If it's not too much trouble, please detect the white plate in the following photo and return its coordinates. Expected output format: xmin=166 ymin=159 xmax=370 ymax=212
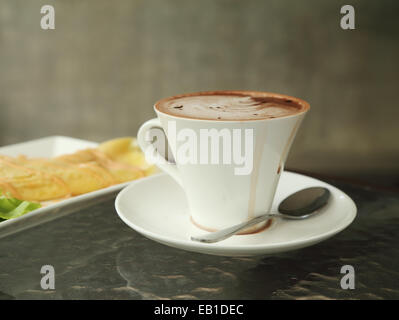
xmin=0 ymin=136 xmax=139 ymax=239
xmin=115 ymin=172 xmax=357 ymax=256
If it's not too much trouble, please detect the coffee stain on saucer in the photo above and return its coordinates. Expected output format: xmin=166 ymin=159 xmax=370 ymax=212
xmin=190 ymin=216 xmax=273 ymax=235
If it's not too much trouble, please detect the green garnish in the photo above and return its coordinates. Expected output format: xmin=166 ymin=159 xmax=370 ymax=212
xmin=0 ymin=191 xmax=41 ymax=221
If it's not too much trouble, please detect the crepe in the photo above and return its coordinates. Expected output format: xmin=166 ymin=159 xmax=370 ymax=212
xmin=0 ymin=137 xmax=155 ymax=203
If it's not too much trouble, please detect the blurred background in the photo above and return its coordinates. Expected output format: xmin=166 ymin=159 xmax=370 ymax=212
xmin=0 ymin=0 xmax=398 ymax=187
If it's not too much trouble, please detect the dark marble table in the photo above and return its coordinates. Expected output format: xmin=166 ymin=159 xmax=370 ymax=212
xmin=0 ymin=177 xmax=398 ymax=300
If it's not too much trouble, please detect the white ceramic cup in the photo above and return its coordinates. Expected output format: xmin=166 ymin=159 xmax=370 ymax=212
xmin=137 ymin=91 xmax=310 ymax=233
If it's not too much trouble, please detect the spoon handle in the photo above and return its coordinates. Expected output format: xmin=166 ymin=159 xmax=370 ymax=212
xmin=191 ymin=213 xmax=278 ymax=243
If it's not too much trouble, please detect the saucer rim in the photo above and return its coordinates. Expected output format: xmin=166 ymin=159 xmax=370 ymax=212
xmin=115 ymin=172 xmax=357 ymax=250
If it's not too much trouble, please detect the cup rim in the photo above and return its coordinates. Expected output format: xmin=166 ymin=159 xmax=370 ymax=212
xmin=153 ymin=90 xmax=310 ymax=122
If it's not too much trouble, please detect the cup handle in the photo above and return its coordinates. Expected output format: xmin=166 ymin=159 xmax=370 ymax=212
xmin=137 ymin=118 xmax=183 ymax=187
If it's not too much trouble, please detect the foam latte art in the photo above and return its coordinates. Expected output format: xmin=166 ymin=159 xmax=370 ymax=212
xmin=155 ymin=91 xmax=308 ymax=121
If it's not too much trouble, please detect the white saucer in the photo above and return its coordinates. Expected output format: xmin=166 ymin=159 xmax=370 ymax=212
xmin=115 ymin=172 xmax=357 ymax=256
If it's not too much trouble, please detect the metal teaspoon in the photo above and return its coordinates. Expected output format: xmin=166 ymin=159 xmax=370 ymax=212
xmin=191 ymin=187 xmax=330 ymax=244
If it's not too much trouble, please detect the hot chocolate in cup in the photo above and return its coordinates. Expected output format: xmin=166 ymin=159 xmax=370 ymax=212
xmin=156 ymin=91 xmax=305 ymax=121
xmin=138 ymin=91 xmax=310 ymax=234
